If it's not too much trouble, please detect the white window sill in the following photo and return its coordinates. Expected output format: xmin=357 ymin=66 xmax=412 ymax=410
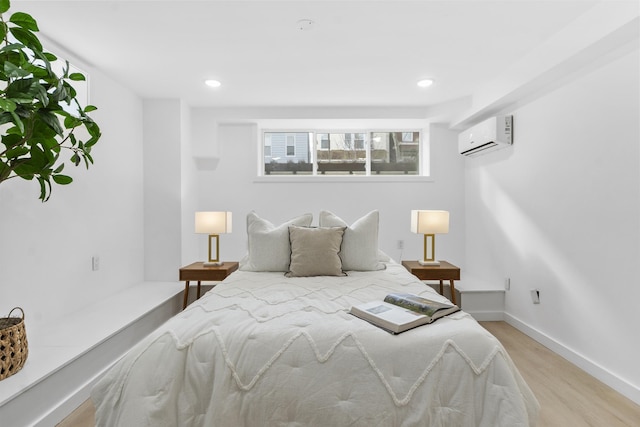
xmin=253 ymin=175 xmax=434 ymax=183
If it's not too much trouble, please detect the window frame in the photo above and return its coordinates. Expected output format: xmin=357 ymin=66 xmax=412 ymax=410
xmin=259 ymin=128 xmax=429 ymax=181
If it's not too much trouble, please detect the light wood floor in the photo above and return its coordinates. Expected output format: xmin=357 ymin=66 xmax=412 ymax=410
xmin=57 ymin=321 xmax=640 ymax=427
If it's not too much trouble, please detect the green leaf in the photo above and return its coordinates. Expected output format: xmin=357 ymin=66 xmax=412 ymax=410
xmin=9 ymin=111 xmax=24 ymax=133
xmin=29 ymin=143 xmax=47 ymax=167
xmin=6 ymin=77 xmax=39 ymax=101
xmin=9 ymin=12 xmax=39 ymax=31
xmin=34 ymin=83 xmax=49 ymax=107
xmin=37 ymin=109 xmax=64 ymax=135
xmin=51 ymin=81 xmax=68 ymax=102
xmin=42 ymin=137 xmax=60 ymax=152
xmin=0 ymin=42 xmax=25 ymax=55
xmin=4 ymin=61 xmax=30 ymax=78
xmin=0 ymin=21 xmax=7 ymax=41
xmin=0 ymin=0 xmax=10 ymax=14
xmin=53 ymin=163 xmax=64 ymax=174
xmin=86 ymin=121 xmax=101 ymax=138
xmin=4 ymin=124 xmax=23 ymax=135
xmin=0 ymin=98 xmax=17 ymax=112
xmin=5 ymin=145 xmax=29 ymax=159
xmin=62 ymin=81 xmax=77 ymax=99
xmin=83 ymin=152 xmax=94 ymax=167
xmin=13 ymin=163 xmax=35 ymax=180
xmin=84 ymin=135 xmax=99 ymax=149
xmin=1 ymin=133 xmax=20 ymax=148
xmin=52 ymin=174 xmax=72 ymax=185
xmin=9 ymin=27 xmax=43 ymax=52
xmin=0 ymin=162 xmax=11 ymax=182
xmin=68 ymin=72 xmax=85 ymax=81
xmin=31 ymin=49 xmax=54 ymax=76
xmin=0 ymin=112 xmax=15 ymax=126
xmin=84 ymin=105 xmax=97 ymax=113
xmin=64 ymin=115 xmax=80 ymax=129
xmin=30 ymin=118 xmax=57 ymax=139
xmin=37 ymin=176 xmax=51 ymax=202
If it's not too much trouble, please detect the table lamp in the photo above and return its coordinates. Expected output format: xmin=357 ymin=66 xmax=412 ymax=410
xmin=411 ymin=210 xmax=449 ymax=266
xmin=195 ymin=211 xmax=232 ymax=266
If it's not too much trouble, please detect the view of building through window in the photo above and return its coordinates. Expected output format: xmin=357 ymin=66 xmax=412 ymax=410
xmin=263 ymin=131 xmax=421 ymax=176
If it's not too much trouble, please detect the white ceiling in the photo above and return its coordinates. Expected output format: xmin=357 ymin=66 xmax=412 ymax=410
xmin=15 ymin=0 xmax=599 ymax=111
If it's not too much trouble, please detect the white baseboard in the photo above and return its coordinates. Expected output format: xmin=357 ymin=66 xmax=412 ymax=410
xmin=504 ymin=312 xmax=640 ymax=406
xmin=466 ymin=310 xmax=505 ymax=321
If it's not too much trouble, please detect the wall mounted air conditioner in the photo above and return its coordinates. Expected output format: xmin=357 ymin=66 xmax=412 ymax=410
xmin=458 ymin=115 xmax=513 ymax=157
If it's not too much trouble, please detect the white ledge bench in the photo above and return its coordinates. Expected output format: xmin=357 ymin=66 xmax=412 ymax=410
xmin=0 ymin=282 xmax=183 ymax=427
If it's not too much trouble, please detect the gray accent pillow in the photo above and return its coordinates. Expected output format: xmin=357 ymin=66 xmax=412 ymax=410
xmin=286 ymin=226 xmax=347 ymax=277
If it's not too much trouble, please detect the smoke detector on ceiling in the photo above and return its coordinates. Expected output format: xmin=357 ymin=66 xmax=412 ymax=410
xmin=296 ymin=19 xmax=315 ymax=31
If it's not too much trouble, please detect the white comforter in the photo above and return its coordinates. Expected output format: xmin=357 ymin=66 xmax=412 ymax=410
xmin=92 ymin=262 xmax=539 ymax=426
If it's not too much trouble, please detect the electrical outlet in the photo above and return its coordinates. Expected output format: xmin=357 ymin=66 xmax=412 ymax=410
xmin=505 ymin=277 xmax=511 ymax=291
xmin=530 ymin=289 xmax=540 ymax=304
xmin=397 ymin=240 xmax=404 ymax=250
xmin=92 ymin=256 xmax=100 ymax=271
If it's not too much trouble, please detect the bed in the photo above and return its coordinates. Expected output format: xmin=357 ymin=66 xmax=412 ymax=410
xmin=92 ymin=211 xmax=539 ymax=426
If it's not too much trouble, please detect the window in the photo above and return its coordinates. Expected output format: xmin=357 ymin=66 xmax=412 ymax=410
xmin=371 ymin=131 xmax=419 ymax=175
xmin=262 ymin=130 xmax=421 ymax=176
xmin=319 ymin=134 xmax=330 ymax=150
xmin=315 ymin=132 xmax=367 ymax=175
xmin=264 ymin=134 xmax=272 ymax=157
xmin=286 ymin=135 xmax=295 ymax=156
xmin=263 ymin=132 xmax=313 ymax=175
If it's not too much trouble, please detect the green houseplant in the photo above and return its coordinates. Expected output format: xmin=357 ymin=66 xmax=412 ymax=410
xmin=0 ymin=0 xmax=101 ymax=201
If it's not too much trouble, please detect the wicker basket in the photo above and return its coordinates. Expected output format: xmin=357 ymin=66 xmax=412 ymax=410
xmin=0 ymin=307 xmax=29 ymax=381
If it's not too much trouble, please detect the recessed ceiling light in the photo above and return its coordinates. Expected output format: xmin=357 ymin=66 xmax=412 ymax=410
xmin=417 ymin=79 xmax=434 ymax=88
xmin=205 ymin=79 xmax=221 ymax=88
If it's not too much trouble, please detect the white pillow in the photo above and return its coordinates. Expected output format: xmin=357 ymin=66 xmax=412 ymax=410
xmin=318 ymin=210 xmax=385 ymax=271
xmin=240 ymin=212 xmax=313 ymax=272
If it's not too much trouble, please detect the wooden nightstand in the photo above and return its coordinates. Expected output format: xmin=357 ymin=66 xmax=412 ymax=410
xmin=179 ymin=262 xmax=239 ymax=309
xmin=401 ymin=260 xmax=461 ymax=305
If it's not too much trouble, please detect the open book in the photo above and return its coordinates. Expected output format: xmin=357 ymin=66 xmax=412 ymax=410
xmin=350 ymin=293 xmax=460 ymax=334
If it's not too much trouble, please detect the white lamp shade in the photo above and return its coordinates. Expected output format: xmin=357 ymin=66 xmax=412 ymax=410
xmin=411 ymin=210 xmax=449 ymax=234
xmin=195 ymin=211 xmax=232 ymax=234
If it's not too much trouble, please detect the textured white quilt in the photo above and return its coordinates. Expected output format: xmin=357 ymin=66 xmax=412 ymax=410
xmin=92 ymin=262 xmax=539 ymax=426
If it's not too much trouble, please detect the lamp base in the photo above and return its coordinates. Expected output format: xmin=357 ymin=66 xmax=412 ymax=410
xmin=418 ymin=260 xmax=441 ymax=266
xmin=203 ymin=261 xmax=223 ymax=267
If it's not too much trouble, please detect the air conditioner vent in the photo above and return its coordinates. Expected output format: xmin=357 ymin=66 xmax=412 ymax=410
xmin=459 ymin=116 xmax=512 ymax=157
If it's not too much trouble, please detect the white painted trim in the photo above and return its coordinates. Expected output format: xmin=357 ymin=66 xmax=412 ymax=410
xmin=254 ymin=175 xmax=434 ymax=184
xmin=505 ymin=312 xmax=640 ymax=406
xmin=33 ymin=363 xmax=108 ymax=427
xmin=466 ymin=310 xmax=505 ymax=322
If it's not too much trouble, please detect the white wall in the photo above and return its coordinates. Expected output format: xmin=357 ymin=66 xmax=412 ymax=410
xmin=464 ymin=49 xmax=640 ymax=401
xmin=180 ymin=105 xmax=199 ymax=267
xmin=142 ymin=99 xmax=183 ymax=281
xmin=186 ymin=114 xmax=466 ymax=268
xmin=0 ymin=69 xmax=145 ymax=330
